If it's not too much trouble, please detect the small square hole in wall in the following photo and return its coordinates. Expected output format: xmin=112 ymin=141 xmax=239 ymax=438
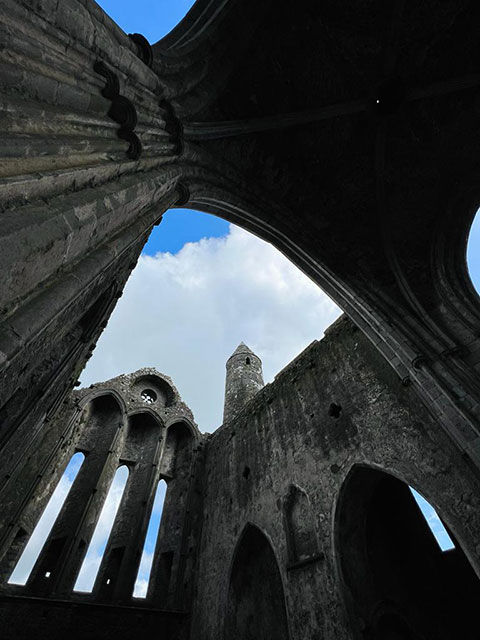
xmin=45 ymin=571 xmax=51 ymax=578
xmin=328 ymin=402 xmax=342 ymax=418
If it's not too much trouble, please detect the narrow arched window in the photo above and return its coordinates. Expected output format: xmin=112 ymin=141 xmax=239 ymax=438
xmin=246 ymin=357 xmax=251 ymax=365
xmin=467 ymin=209 xmax=480 ymax=294
xmin=8 ymin=452 xmax=85 ymax=585
xmin=409 ymin=487 xmax=455 ymax=551
xmin=74 ymin=465 xmax=129 ymax=592
xmin=133 ymin=479 xmax=167 ymax=598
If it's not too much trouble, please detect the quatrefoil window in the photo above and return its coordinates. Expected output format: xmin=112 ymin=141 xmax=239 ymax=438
xmin=141 ymin=389 xmax=157 ymax=404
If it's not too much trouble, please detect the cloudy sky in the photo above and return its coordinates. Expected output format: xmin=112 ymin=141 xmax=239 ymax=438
xmin=10 ymin=0 xmax=480 ymax=603
xmin=11 ymin=203 xmax=341 ymax=595
xmin=80 ymin=212 xmax=341 ymax=431
xmin=8 ymin=0 xmax=343 ymax=597
xmin=79 ymin=204 xmax=480 ymax=432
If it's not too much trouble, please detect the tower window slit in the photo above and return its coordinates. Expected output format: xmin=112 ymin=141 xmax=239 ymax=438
xmin=74 ymin=465 xmax=129 ymax=593
xmin=8 ymin=451 xmax=85 ymax=585
xmin=133 ymin=479 xmax=168 ymax=598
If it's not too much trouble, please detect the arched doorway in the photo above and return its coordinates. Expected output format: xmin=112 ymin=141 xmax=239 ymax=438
xmin=335 ymin=466 xmax=480 ymax=640
xmin=225 ymin=524 xmax=289 ymax=640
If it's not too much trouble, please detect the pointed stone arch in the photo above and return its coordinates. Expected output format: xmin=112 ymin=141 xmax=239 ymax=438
xmin=334 ymin=464 xmax=480 ymax=640
xmin=131 ymin=373 xmax=177 ymax=408
xmin=225 ymin=524 xmax=289 ymax=640
xmin=79 ymin=389 xmax=127 ymax=417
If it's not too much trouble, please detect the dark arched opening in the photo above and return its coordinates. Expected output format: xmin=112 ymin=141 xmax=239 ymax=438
xmin=336 ymin=466 xmax=480 ymax=640
xmin=225 ymin=524 xmax=289 ymax=640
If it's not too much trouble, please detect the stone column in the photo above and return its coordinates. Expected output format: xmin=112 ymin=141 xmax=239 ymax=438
xmin=148 ymin=423 xmax=195 ymax=609
xmin=93 ymin=413 xmax=163 ymax=603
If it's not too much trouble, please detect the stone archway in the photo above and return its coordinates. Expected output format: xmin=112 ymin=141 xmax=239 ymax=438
xmin=335 ymin=465 xmax=480 ymax=640
xmin=225 ymin=524 xmax=289 ymax=640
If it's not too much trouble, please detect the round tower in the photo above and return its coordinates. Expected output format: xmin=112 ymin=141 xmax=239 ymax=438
xmin=223 ymin=343 xmax=264 ymax=423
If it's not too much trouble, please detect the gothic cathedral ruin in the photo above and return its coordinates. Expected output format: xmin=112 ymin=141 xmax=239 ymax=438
xmin=1 ymin=1 xmax=480 ymax=638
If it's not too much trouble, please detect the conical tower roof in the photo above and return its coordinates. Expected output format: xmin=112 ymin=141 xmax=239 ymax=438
xmin=223 ymin=342 xmax=264 ymax=423
xmin=227 ymin=342 xmax=261 ymax=363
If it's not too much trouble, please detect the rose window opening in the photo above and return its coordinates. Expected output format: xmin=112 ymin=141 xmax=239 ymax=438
xmin=141 ymin=389 xmax=157 ymax=404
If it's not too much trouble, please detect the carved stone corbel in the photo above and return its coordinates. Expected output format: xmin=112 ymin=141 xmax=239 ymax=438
xmin=94 ymin=60 xmax=142 ymax=160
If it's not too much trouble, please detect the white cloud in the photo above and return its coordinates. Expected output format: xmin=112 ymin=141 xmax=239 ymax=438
xmin=133 ymin=577 xmax=149 ymax=599
xmin=133 ymin=552 xmax=153 ymax=598
xmin=81 ymin=225 xmax=341 ymax=432
xmin=11 ymin=227 xmax=340 ymax=592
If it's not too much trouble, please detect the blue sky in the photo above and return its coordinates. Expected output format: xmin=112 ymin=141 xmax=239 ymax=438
xmin=9 ymin=452 xmax=85 ymax=585
xmin=10 ymin=0 xmax=480 ymax=603
xmin=409 ymin=488 xmax=455 ymax=552
xmin=95 ymin=0 xmax=196 ymax=43
xmin=145 ymin=209 xmax=229 ymax=255
xmin=468 ymin=213 xmax=480 ymax=292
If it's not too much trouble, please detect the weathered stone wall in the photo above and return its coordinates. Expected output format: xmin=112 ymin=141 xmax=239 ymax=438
xmin=0 ymin=369 xmax=203 ymax=639
xmin=0 ymin=0 xmax=186 ymax=508
xmin=1 ymin=0 xmax=480 ymax=636
xmin=1 ymin=319 xmax=480 ymax=639
xmin=2 ymin=0 xmax=480 ymax=538
xmin=193 ymin=316 xmax=480 ymax=639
